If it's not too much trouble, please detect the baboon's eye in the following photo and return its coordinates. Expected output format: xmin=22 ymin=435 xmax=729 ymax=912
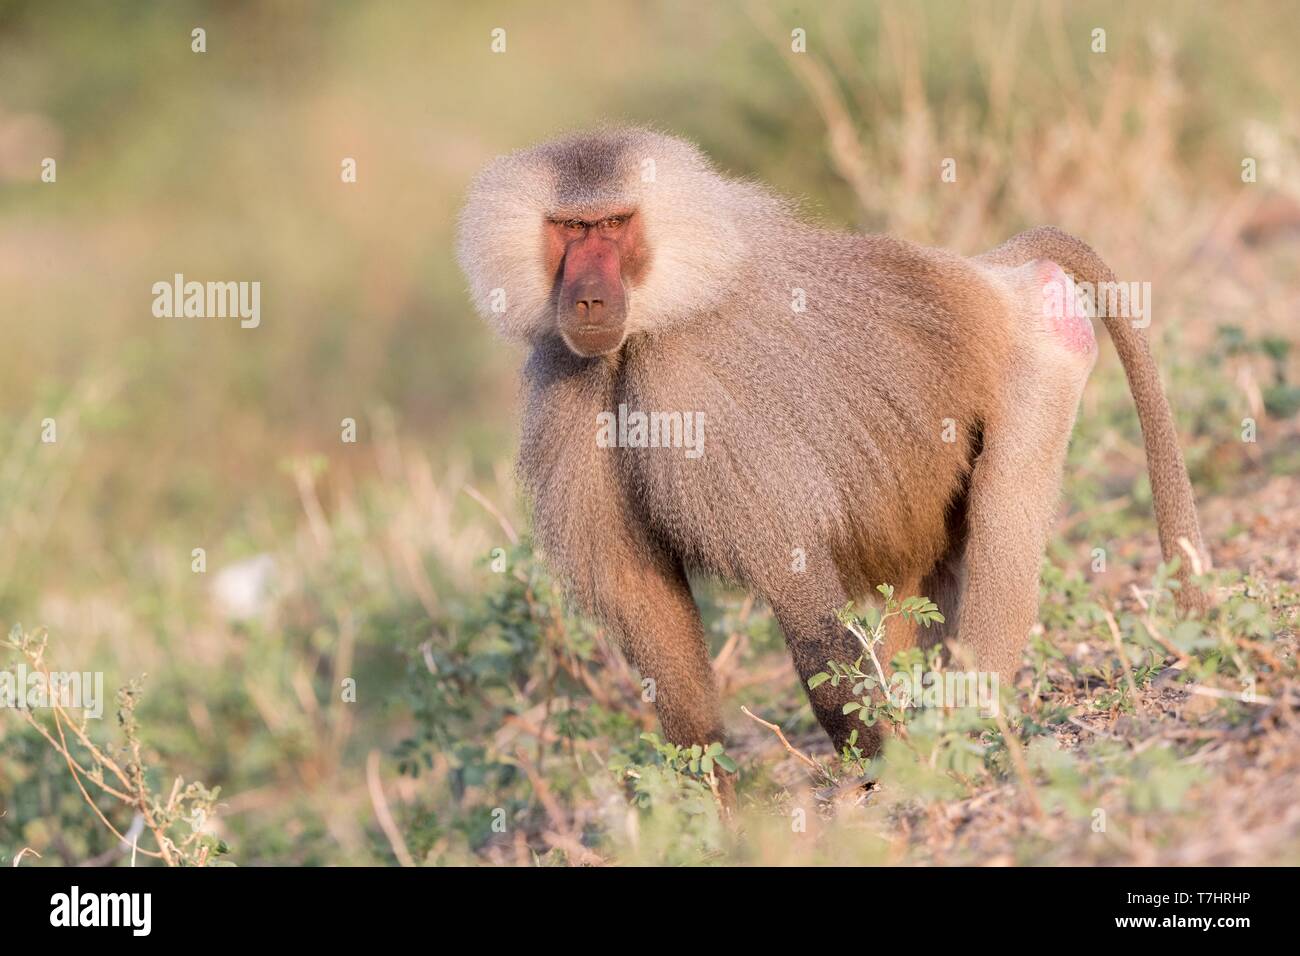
xmin=602 ymin=215 xmax=627 ymax=229
xmin=561 ymin=219 xmax=586 ymax=232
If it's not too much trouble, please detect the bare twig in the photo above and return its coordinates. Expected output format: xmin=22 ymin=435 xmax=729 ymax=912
xmin=741 ymin=705 xmax=823 ymax=774
xmin=366 ymin=749 xmax=415 ymax=867
xmin=1176 ymin=535 xmax=1205 ymax=577
xmin=1103 ymin=608 xmax=1145 ymax=714
xmin=989 ymin=706 xmax=1045 ymax=822
xmin=46 ymin=675 xmax=172 ymax=863
xmin=1186 ymin=684 xmax=1276 ymax=706
xmin=948 ymin=643 xmax=1044 ymax=821
xmin=1138 ymin=610 xmax=1190 ymax=669
xmin=292 ymin=458 xmax=332 ymax=552
xmin=1067 ymin=715 xmax=1122 ymax=740
xmin=463 ymin=484 xmax=519 ymax=546
xmin=1129 ymin=583 xmax=1150 ymax=612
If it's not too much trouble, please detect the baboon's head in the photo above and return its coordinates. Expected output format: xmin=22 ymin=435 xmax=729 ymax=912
xmin=456 ymin=126 xmax=785 ymax=357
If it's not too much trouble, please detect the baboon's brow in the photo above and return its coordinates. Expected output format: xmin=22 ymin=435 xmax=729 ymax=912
xmin=549 ymin=138 xmax=633 ymax=205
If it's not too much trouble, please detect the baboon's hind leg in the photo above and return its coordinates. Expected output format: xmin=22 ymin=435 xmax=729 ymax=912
xmin=919 ymin=535 xmax=966 ymax=657
xmin=956 ymin=265 xmax=1096 ymax=680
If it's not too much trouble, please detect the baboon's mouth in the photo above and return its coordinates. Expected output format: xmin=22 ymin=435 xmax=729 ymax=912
xmin=561 ymin=321 xmax=626 ymax=358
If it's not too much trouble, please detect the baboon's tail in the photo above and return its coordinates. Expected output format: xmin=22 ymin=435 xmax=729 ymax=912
xmin=979 ymin=226 xmax=1209 ymax=613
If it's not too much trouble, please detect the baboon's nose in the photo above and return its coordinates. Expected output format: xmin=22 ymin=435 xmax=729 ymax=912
xmin=558 ymin=268 xmax=627 ymax=357
xmin=573 ymin=285 xmax=606 ymax=316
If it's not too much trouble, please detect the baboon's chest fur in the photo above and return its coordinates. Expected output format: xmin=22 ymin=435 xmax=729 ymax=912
xmin=519 ymin=242 xmax=1003 ymax=605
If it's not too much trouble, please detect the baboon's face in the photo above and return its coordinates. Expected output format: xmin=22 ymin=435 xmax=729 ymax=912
xmin=457 ymin=127 xmax=760 ymax=350
xmin=543 ymin=208 xmax=650 ymax=357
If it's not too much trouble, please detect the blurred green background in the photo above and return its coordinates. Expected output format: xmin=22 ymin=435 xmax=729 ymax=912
xmin=0 ymin=1 xmax=1297 ymax=865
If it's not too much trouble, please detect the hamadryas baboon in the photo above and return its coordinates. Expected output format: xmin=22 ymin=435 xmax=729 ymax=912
xmin=456 ymin=127 xmax=1207 ymax=758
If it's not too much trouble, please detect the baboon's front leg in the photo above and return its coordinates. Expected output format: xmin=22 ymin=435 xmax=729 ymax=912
xmin=590 ymin=550 xmax=724 ymax=749
xmin=770 ymin=596 xmax=869 ymax=754
xmin=521 ymin=355 xmax=724 ymax=750
xmin=767 ymin=568 xmax=922 ymax=757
